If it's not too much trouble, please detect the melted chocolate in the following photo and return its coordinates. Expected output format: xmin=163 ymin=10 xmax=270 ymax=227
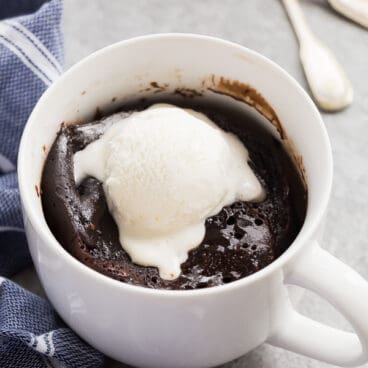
xmin=41 ymin=96 xmax=307 ymax=290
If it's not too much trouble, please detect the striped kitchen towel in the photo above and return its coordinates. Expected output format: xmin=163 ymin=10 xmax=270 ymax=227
xmin=0 ymin=1 xmax=104 ymax=367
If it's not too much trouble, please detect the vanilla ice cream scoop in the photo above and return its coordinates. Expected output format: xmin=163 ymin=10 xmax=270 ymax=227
xmin=74 ymin=103 xmax=265 ymax=280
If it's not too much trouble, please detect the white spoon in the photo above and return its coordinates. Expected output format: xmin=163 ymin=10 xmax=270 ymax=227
xmin=327 ymin=0 xmax=368 ymax=28
xmin=282 ymin=0 xmax=353 ymax=111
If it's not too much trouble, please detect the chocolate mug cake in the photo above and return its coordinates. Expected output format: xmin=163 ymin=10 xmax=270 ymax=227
xmin=41 ymin=94 xmax=307 ymax=290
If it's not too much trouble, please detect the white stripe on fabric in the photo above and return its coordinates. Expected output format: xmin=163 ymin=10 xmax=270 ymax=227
xmin=5 ymin=20 xmax=62 ymax=74
xmin=0 ymin=21 xmax=60 ymax=84
xmin=0 ymin=276 xmax=5 ymax=285
xmin=0 ymin=226 xmax=24 ymax=232
xmin=0 ymin=33 xmax=51 ymax=86
xmin=0 ymin=154 xmax=15 ymax=173
xmin=35 ymin=336 xmax=48 ymax=354
xmin=48 ymin=331 xmax=55 ymax=356
xmin=43 ymin=333 xmax=51 ymax=355
xmin=1 ymin=20 xmax=60 ymax=81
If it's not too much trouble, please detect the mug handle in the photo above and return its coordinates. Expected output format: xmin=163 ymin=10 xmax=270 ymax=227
xmin=268 ymin=241 xmax=368 ymax=366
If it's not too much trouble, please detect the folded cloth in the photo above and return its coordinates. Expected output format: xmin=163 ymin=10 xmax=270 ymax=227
xmin=0 ymin=277 xmax=104 ymax=368
xmin=0 ymin=1 xmax=104 ymax=367
xmin=0 ymin=0 xmax=64 ymax=276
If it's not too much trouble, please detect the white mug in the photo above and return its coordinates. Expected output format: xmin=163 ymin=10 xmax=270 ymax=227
xmin=18 ymin=34 xmax=368 ymax=368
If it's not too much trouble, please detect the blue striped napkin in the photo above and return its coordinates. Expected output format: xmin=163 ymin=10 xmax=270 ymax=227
xmin=0 ymin=1 xmax=104 ymax=366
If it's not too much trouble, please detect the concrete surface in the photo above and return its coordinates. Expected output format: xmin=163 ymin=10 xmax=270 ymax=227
xmin=14 ymin=0 xmax=368 ymax=367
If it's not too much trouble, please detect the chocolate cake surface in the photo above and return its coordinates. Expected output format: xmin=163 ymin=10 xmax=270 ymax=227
xmin=41 ymin=96 xmax=307 ymax=290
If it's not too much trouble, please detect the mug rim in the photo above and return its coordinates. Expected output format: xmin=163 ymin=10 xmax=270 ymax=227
xmin=18 ymin=33 xmax=333 ymax=298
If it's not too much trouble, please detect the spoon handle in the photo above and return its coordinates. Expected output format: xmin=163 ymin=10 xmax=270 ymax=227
xmin=282 ymin=0 xmax=314 ymax=43
xmin=328 ymin=0 xmax=368 ymax=29
xmin=282 ymin=0 xmax=353 ymax=111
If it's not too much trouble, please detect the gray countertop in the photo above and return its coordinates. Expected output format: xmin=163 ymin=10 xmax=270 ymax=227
xmin=14 ymin=0 xmax=368 ymax=367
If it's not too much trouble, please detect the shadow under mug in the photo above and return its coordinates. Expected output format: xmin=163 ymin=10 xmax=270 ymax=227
xmin=18 ymin=34 xmax=368 ymax=368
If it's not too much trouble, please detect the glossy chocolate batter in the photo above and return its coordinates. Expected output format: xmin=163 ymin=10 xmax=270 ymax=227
xmin=41 ymin=96 xmax=307 ymax=290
